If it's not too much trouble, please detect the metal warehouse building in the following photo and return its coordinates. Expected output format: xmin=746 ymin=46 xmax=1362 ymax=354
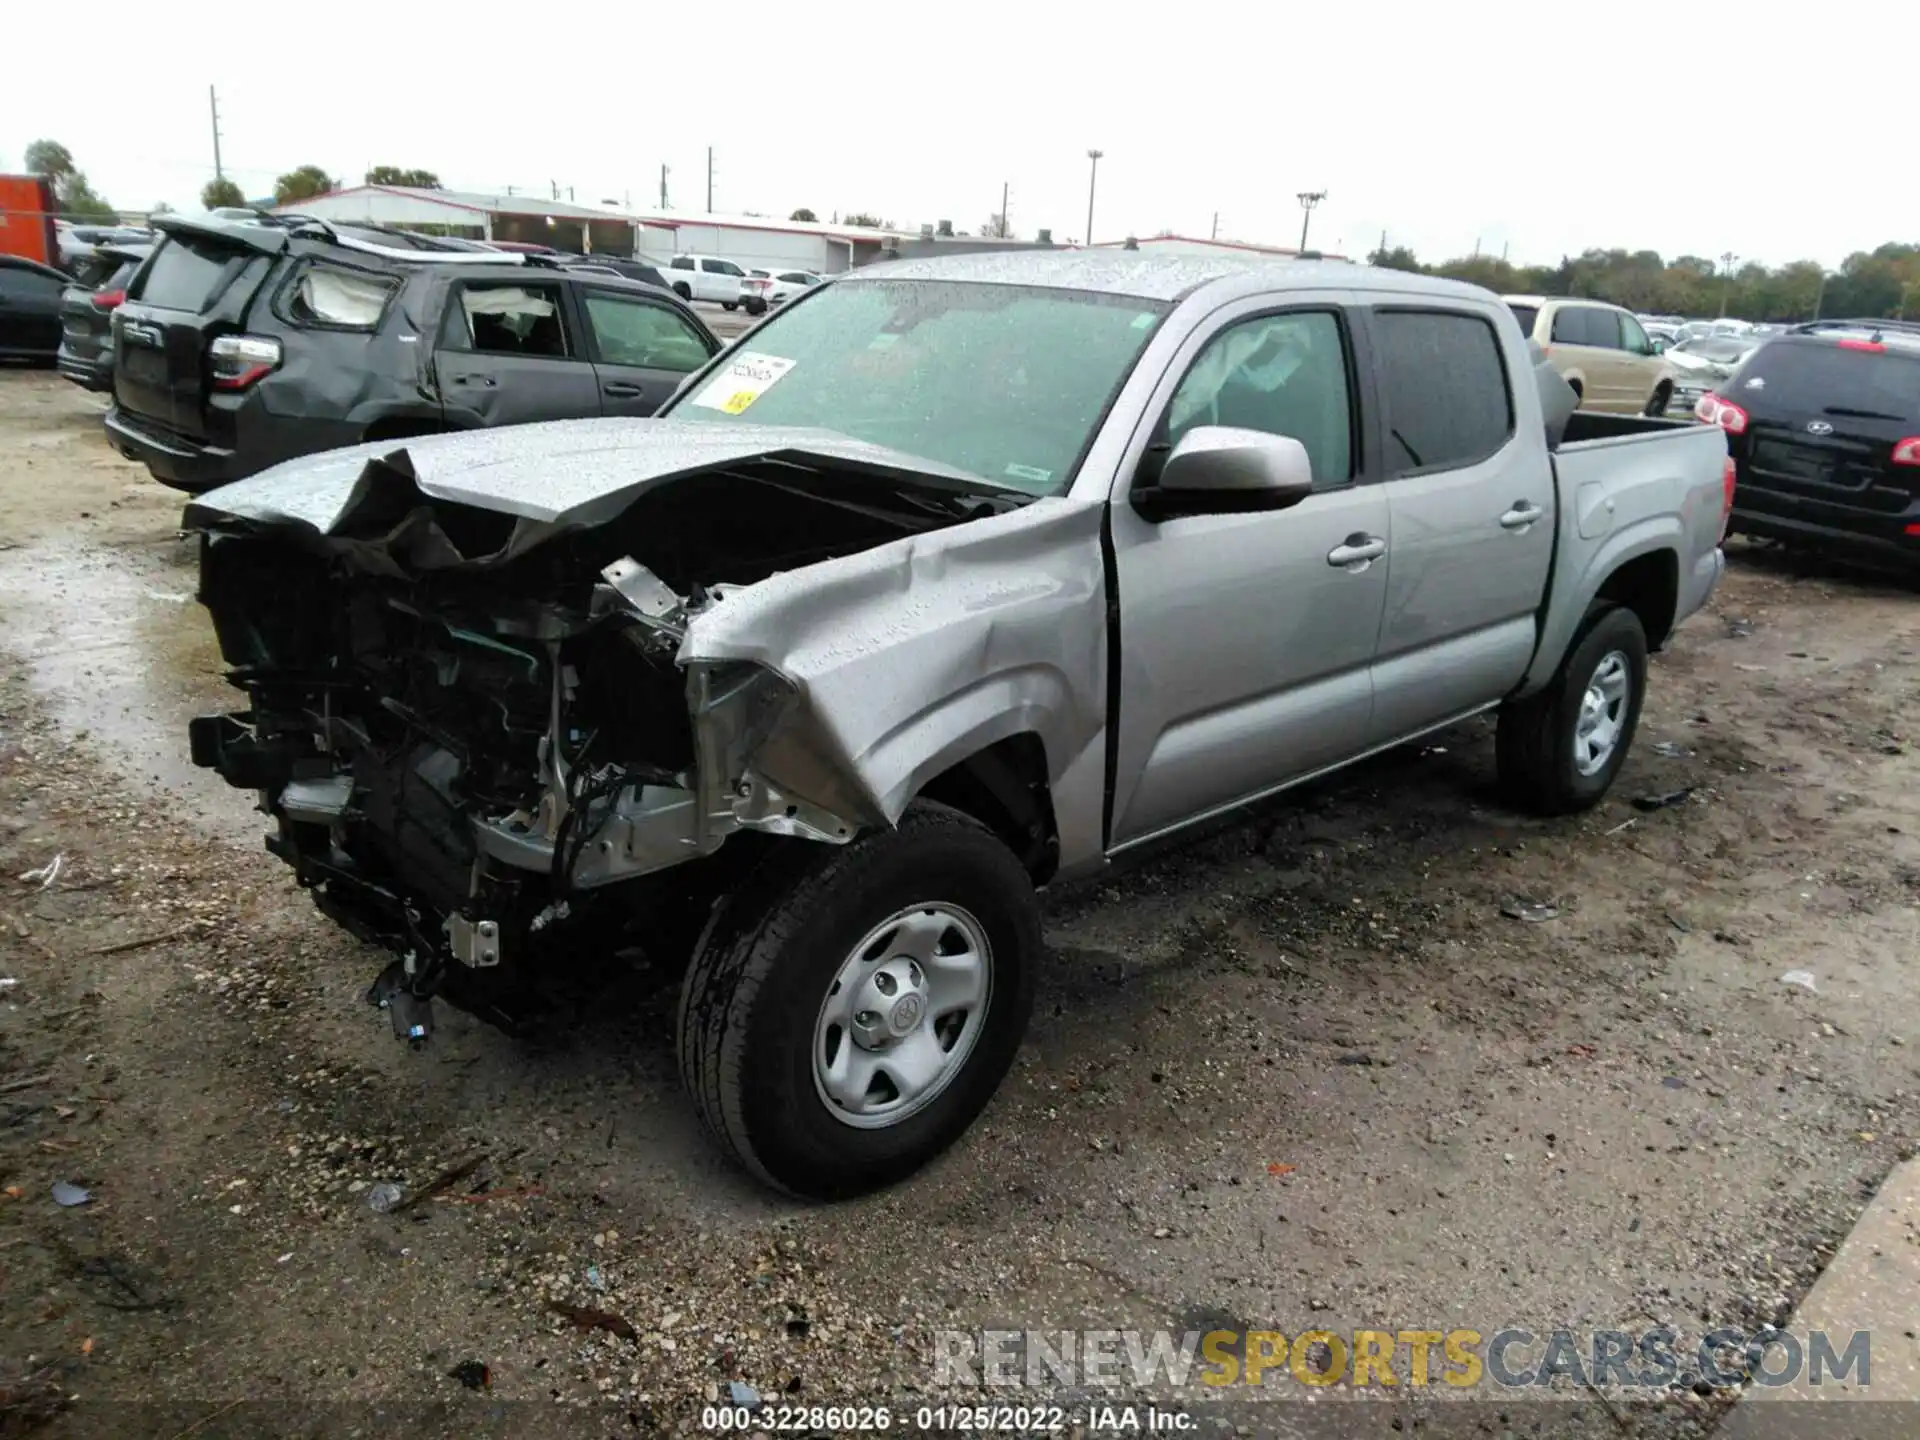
xmin=274 ymin=186 xmax=1053 ymax=274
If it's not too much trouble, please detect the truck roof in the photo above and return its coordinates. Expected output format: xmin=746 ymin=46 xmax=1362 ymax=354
xmin=858 ymin=249 xmax=1498 ymax=305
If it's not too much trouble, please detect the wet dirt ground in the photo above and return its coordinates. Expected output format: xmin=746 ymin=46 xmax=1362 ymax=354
xmin=1 ymin=371 xmax=1918 ymax=1438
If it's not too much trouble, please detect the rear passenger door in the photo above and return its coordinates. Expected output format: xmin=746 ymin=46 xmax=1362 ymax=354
xmin=434 ymin=278 xmax=600 ymax=428
xmin=575 ymin=285 xmax=718 ymax=415
xmin=1362 ymin=305 xmax=1553 ymax=745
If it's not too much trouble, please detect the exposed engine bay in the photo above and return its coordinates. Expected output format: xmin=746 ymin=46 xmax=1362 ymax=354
xmin=187 ymin=442 xmax=1009 ymax=1037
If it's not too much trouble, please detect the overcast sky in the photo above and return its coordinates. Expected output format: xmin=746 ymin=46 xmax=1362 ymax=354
xmin=6 ymin=1 xmax=1913 ymax=269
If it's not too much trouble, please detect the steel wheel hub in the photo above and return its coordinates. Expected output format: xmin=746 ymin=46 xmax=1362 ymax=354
xmin=813 ymin=903 xmax=992 ymax=1130
xmin=1573 ymin=650 xmax=1630 ymax=776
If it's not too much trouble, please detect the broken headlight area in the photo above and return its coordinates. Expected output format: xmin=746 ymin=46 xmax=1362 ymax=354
xmin=186 ymin=466 xmax=922 ymax=1035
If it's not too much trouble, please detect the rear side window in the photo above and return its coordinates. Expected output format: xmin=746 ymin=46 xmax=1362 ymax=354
xmin=284 ymin=263 xmax=397 ymax=329
xmin=1506 ymin=304 xmax=1539 ymax=339
xmin=670 ymin=257 xmax=694 ymax=270
xmin=69 ymin=252 xmax=122 ymax=290
xmin=1733 ymin=340 xmax=1920 ymax=423
xmin=1372 ymin=309 xmax=1515 ymax=474
xmin=704 ymin=259 xmax=745 ymax=276
xmin=135 ymin=235 xmax=243 ymax=311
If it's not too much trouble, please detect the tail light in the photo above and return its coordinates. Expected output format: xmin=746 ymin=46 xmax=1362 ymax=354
xmin=1837 ymin=338 xmax=1886 ymax=353
xmin=208 ymin=334 xmax=283 ymax=391
xmin=1696 ymin=392 xmax=1749 ymax=435
xmin=1721 ymin=455 xmax=1736 ymax=536
xmin=1893 ymin=437 xmax=1920 ymax=467
xmin=89 ymin=288 xmax=127 ymax=311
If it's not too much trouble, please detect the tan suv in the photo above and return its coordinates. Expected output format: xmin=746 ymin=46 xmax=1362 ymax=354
xmin=1504 ymin=297 xmax=1675 ymax=415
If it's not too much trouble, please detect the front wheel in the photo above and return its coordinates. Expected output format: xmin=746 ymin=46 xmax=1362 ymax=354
xmin=672 ymin=283 xmax=692 ymax=301
xmin=721 ymin=301 xmax=738 ymax=312
xmin=1645 ymin=383 xmax=1671 ymax=418
xmin=677 ymin=803 xmax=1039 ymax=1199
xmin=1496 ymin=604 xmax=1648 ymax=815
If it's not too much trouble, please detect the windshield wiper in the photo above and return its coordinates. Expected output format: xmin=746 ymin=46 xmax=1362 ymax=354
xmin=1823 ymin=405 xmax=1905 ymax=422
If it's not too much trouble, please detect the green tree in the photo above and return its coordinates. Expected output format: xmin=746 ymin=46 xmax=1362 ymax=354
xmin=842 ymin=212 xmax=885 ymax=229
xmin=789 ymin=207 xmax=817 ymax=222
xmin=1367 ymin=244 xmax=1422 ymax=272
xmin=200 ymin=176 xmax=247 ymax=210
xmin=23 ymin=137 xmax=117 ymax=221
xmin=273 ymin=165 xmax=336 ymax=205
xmin=365 ymin=166 xmax=441 ymax=188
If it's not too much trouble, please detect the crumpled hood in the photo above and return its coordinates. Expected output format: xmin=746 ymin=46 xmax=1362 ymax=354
xmin=183 ymin=416 xmax=993 ymax=539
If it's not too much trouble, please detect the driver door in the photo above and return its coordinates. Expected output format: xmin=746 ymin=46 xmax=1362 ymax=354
xmin=1107 ymin=297 xmax=1391 ymax=850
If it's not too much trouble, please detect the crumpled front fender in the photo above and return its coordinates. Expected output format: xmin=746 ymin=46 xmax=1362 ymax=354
xmin=684 ymin=496 xmax=1110 ymax=841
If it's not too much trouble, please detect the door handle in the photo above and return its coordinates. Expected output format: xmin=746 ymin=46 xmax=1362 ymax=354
xmin=453 ymin=373 xmax=496 ymax=387
xmin=602 ymin=382 xmax=645 ymax=398
xmin=1327 ymin=535 xmax=1387 ymax=569
xmin=1500 ymin=502 xmax=1544 ymax=530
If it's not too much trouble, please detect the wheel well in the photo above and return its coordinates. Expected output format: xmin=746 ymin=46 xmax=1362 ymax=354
xmin=363 ymin=415 xmax=452 ymax=443
xmin=914 ymin=733 xmax=1058 ymax=883
xmin=1566 ymin=377 xmax=1584 ymax=398
xmin=1596 ymin=550 xmax=1679 ymax=650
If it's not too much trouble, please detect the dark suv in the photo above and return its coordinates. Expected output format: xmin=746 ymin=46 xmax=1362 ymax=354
xmin=105 ymin=215 xmax=723 ymax=493
xmin=57 ymin=242 xmax=152 ymax=391
xmin=1700 ymin=319 xmax=1920 ymax=571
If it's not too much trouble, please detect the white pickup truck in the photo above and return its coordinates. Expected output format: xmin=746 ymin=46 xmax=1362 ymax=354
xmin=183 ymin=255 xmax=1729 ymax=1199
xmin=662 ymin=253 xmax=763 ymax=313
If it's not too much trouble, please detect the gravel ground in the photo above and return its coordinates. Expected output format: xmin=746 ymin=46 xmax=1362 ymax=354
xmin=1 ymin=372 xmax=1918 ymax=1437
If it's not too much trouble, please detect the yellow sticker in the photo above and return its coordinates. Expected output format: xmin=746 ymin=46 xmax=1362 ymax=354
xmin=690 ymin=352 xmax=797 ymax=415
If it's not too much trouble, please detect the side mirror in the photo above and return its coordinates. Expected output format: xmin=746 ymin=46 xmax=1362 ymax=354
xmin=1650 ymin=338 xmax=1668 ymax=355
xmin=1134 ymin=426 xmax=1316 ymax=520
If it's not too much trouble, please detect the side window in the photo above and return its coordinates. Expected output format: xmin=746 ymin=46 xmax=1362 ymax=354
xmin=1618 ymin=313 xmax=1651 ymax=355
xmin=1507 ymin=304 xmax=1540 ymax=340
xmin=581 ymin=291 xmax=712 ymax=372
xmin=1587 ymin=309 xmax=1624 ymax=350
xmin=0 ymin=268 xmax=61 ymax=302
xmin=1550 ymin=306 xmax=1590 ymax=345
xmin=441 ymin=283 xmax=571 ymax=358
xmin=670 ymin=256 xmax=694 ymax=271
xmin=1165 ymin=311 xmax=1354 ymax=490
xmin=1372 ymin=309 xmax=1515 ymax=475
xmin=707 ymin=259 xmax=745 ymax=277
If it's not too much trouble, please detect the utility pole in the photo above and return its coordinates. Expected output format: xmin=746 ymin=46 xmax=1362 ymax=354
xmin=1296 ymin=190 xmax=1326 ymax=251
xmin=706 ymin=147 xmax=713 ymax=213
xmin=208 ymin=86 xmax=224 ymax=182
xmin=999 ymin=180 xmax=1009 ymax=238
xmin=1085 ymin=149 xmax=1103 ymax=247
xmin=1814 ymin=269 xmax=1830 ymax=320
xmin=1378 ymin=228 xmax=1386 ymax=259
xmin=1719 ymin=251 xmax=1737 ymax=317
xmin=1501 ymin=240 xmax=1509 ymax=263
xmin=659 ymin=164 xmax=669 ymax=210
xmin=1211 ymin=212 xmax=1220 ymax=240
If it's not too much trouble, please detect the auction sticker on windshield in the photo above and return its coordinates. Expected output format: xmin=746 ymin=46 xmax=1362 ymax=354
xmin=689 ymin=352 xmax=796 ymax=415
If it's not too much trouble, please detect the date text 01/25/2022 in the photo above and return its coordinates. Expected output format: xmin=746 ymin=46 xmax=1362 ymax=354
xmin=698 ymin=1403 xmax=1196 ymax=1431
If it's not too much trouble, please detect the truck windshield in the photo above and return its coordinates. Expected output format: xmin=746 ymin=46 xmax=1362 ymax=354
xmin=663 ymin=279 xmax=1169 ymax=496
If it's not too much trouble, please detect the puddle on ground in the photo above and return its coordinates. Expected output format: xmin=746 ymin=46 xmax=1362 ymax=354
xmin=0 ymin=534 xmax=257 ymax=843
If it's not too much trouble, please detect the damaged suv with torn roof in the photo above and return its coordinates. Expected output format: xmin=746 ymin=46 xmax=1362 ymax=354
xmin=184 ymin=253 xmax=1728 ymax=1197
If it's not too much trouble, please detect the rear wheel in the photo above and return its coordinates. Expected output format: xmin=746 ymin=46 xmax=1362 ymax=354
xmin=721 ymin=301 xmax=738 ymax=312
xmin=1496 ymin=604 xmax=1648 ymax=815
xmin=676 ymin=803 xmax=1039 ymax=1199
xmin=1645 ymin=383 xmax=1671 ymax=418
xmin=672 ymin=283 xmax=692 ymax=301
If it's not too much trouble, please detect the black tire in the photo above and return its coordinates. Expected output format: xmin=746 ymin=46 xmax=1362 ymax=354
xmin=672 ymin=283 xmax=692 ymax=301
xmin=677 ymin=802 xmax=1039 ymax=1199
xmin=1645 ymin=383 xmax=1671 ymax=418
xmin=721 ymin=301 xmax=738 ymax=312
xmin=745 ymin=300 xmax=767 ymax=316
xmin=1496 ymin=604 xmax=1648 ymax=816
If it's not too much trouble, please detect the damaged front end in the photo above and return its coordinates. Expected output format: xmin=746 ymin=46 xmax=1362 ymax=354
xmin=184 ymin=426 xmax=973 ymax=1037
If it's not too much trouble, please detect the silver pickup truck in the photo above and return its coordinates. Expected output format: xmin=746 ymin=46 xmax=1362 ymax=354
xmin=183 ymin=253 xmax=1729 ymax=1198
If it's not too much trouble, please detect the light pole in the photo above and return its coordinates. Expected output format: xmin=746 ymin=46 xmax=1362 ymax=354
xmin=1296 ymin=190 xmax=1326 ymax=252
xmin=1085 ymin=150 xmax=1103 ymax=247
xmin=1718 ymin=251 xmax=1737 ymax=318
xmin=1813 ymin=268 xmax=1834 ymax=321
